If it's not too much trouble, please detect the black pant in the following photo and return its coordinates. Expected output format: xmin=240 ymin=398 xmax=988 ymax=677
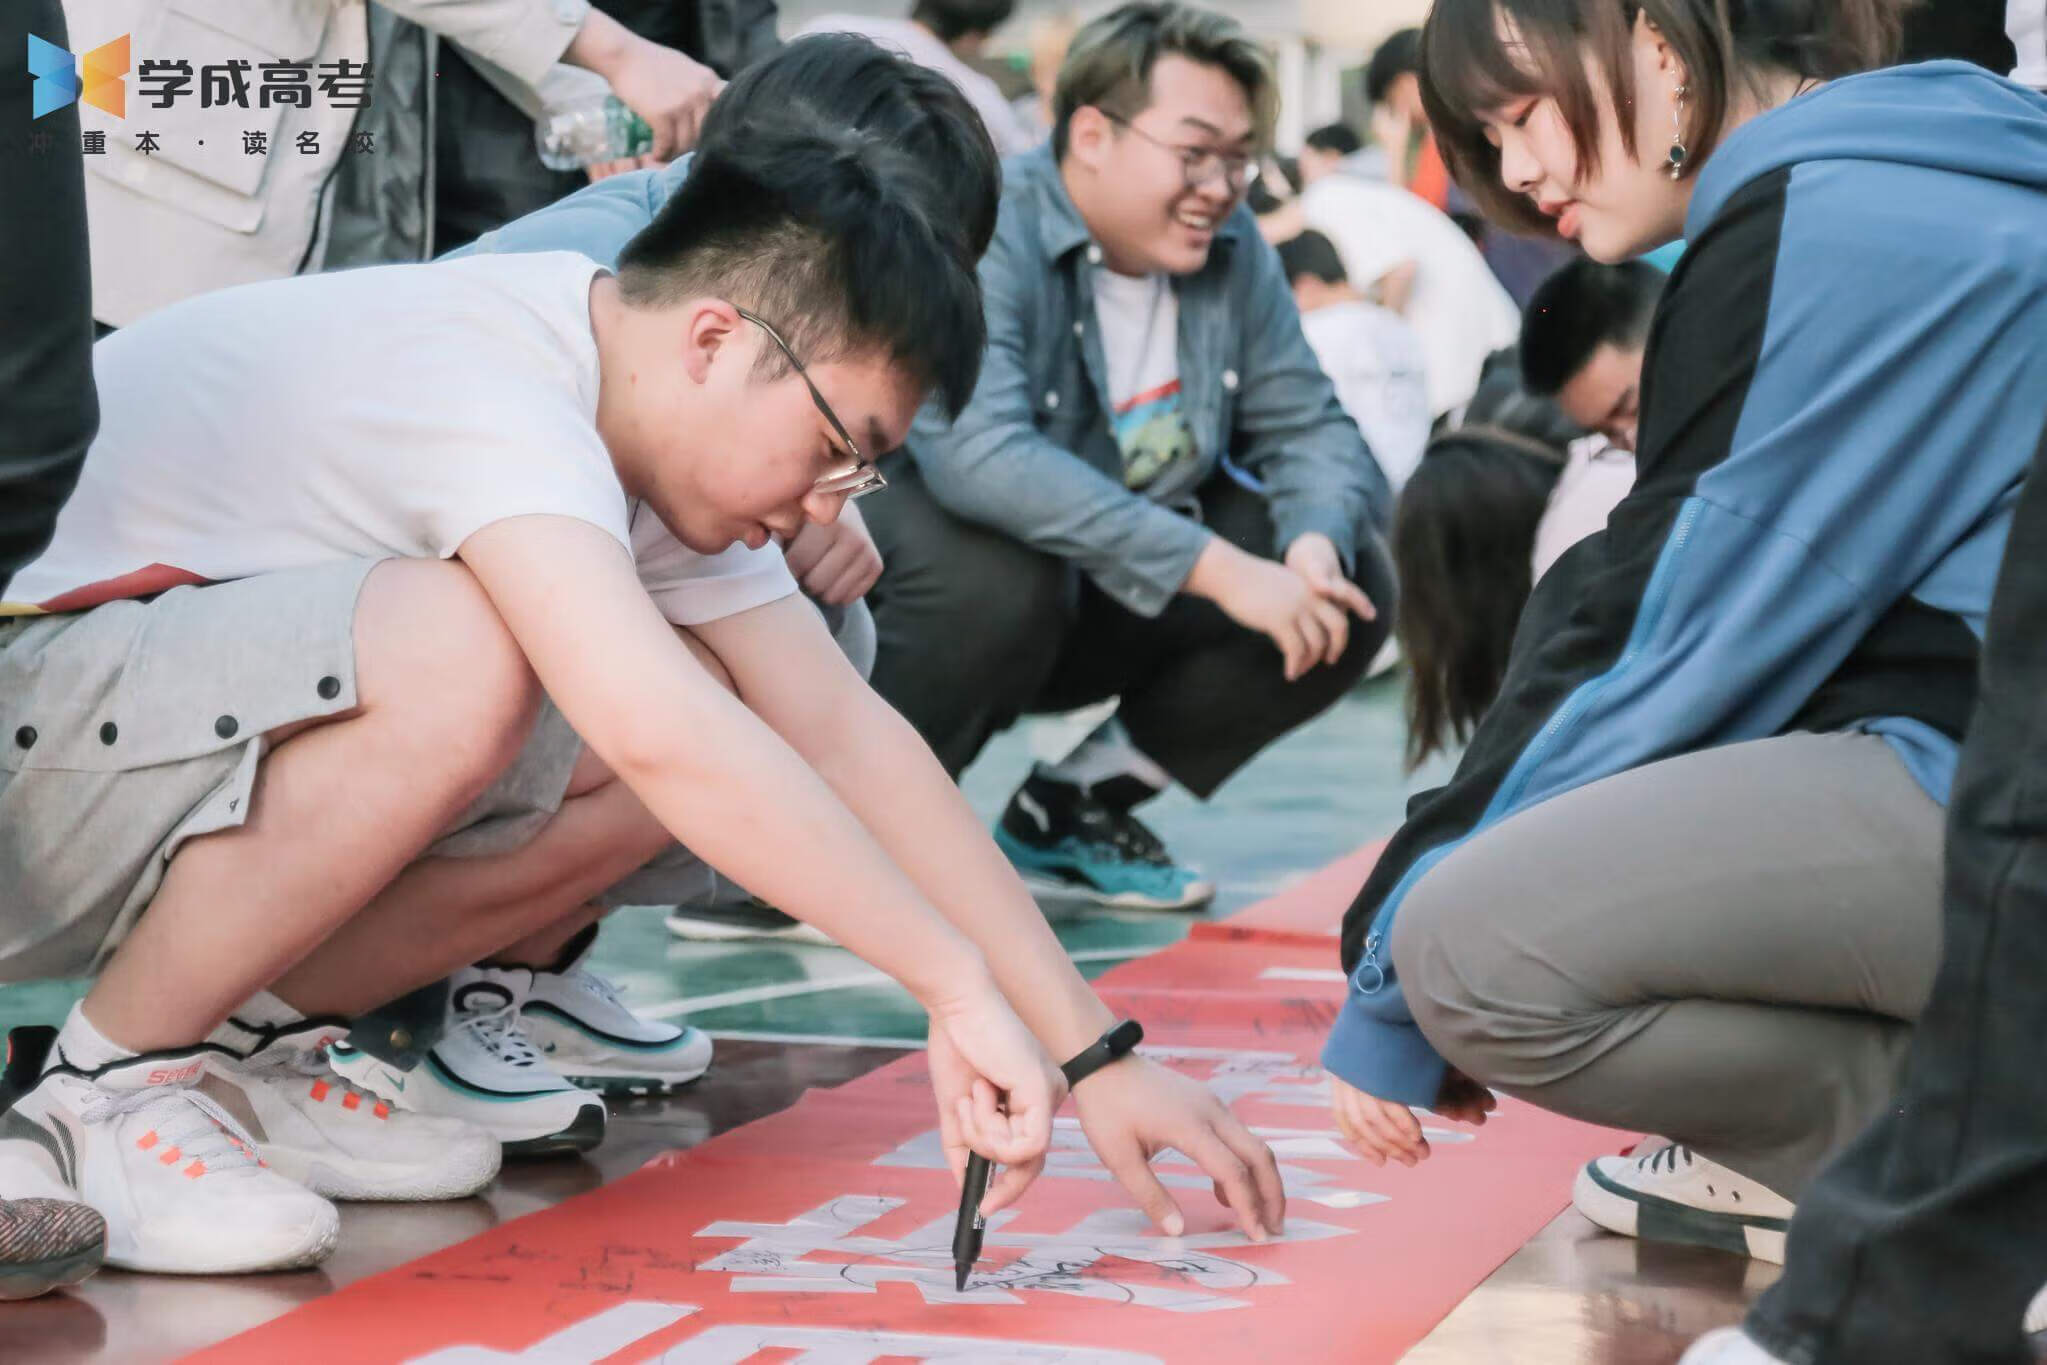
xmin=1746 ymin=434 xmax=2047 ymax=1364
xmin=0 ymin=0 xmax=98 ymax=597
xmin=863 ymin=459 xmax=1393 ymax=798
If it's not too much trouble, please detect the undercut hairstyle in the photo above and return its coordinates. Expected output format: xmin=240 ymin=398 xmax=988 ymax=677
xmin=1519 ymin=259 xmax=1665 ymax=396
xmin=695 ymin=32 xmax=1002 ymax=261
xmin=1365 ymin=27 xmax=1423 ymax=106
xmin=1052 ymin=2 xmax=1277 ymax=160
xmin=1303 ymin=122 xmax=1363 ymax=157
xmin=1419 ymin=0 xmax=1906 ymax=234
xmin=617 ymin=114 xmax=986 ymax=419
xmin=1275 ymin=229 xmax=1349 ymax=286
xmin=912 ymin=0 xmax=1016 ymax=44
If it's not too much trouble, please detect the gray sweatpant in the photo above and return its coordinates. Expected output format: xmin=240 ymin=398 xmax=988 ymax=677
xmin=1390 ymin=730 xmax=1945 ymax=1200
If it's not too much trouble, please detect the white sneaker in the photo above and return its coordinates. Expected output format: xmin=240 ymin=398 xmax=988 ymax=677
xmin=1574 ymin=1143 xmax=1795 ymax=1263
xmin=201 ymin=1019 xmax=500 ymax=1202
xmin=0 ymin=1027 xmax=337 ymax=1275
xmin=523 ymin=950 xmax=712 ymax=1097
xmin=330 ymin=967 xmax=604 ymax=1157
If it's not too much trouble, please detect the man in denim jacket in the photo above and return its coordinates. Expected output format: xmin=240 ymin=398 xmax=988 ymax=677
xmin=864 ymin=2 xmax=1395 ymax=909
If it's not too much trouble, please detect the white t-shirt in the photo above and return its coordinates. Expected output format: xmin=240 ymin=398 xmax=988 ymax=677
xmin=2012 ymin=1 xmax=2047 ymax=89
xmin=1299 ymin=300 xmax=1432 ymax=490
xmin=1091 ymin=269 xmax=1197 ymax=491
xmin=794 ymin=15 xmax=1039 ymax=157
xmin=6 ymin=252 xmax=797 ymax=623
xmin=1532 ymin=436 xmax=1638 ymax=582
xmin=1299 ymin=176 xmax=1521 ymax=418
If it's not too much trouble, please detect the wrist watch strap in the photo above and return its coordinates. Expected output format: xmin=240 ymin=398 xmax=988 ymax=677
xmin=1060 ymin=1019 xmax=1143 ymax=1088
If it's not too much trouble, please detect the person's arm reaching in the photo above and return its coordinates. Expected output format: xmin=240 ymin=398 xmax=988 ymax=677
xmin=459 ymin=514 xmax=1061 ymax=1195
xmin=691 ymin=588 xmax=1289 ymax=1240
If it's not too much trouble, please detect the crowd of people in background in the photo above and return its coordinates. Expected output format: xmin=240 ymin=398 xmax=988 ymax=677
xmin=4 ymin=2 xmax=2047 ymax=1361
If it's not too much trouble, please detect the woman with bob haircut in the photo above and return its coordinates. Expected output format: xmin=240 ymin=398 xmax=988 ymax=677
xmin=1320 ymin=0 xmax=2047 ymax=1309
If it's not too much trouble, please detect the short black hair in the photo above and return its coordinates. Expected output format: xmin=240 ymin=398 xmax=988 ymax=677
xmin=1275 ymin=230 xmax=1347 ymax=286
xmin=1365 ymin=27 xmax=1422 ymax=106
xmin=911 ymin=0 xmax=1015 ymax=44
xmin=696 ymin=32 xmax=1002 ymax=261
xmin=1518 ymin=260 xmax=1664 ymax=397
xmin=618 ymin=113 xmax=986 ymax=419
xmin=1303 ymin=122 xmax=1362 ymax=157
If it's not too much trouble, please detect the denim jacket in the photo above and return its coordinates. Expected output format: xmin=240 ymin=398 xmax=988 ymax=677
xmin=907 ymin=146 xmax=1392 ymax=618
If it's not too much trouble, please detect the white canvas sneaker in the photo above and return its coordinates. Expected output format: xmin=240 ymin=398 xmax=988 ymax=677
xmin=523 ymin=951 xmax=712 ymax=1097
xmin=0 ymin=1027 xmax=337 ymax=1275
xmin=1574 ymin=1142 xmax=1795 ymax=1263
xmin=330 ymin=967 xmax=604 ymax=1156
xmin=201 ymin=1019 xmax=499 ymax=1201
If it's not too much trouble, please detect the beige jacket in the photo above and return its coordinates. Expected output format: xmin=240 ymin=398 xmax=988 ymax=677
xmin=69 ymin=0 xmax=591 ymax=326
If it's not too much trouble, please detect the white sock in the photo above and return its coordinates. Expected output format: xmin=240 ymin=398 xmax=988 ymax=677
xmin=1037 ymin=716 xmax=1172 ymax=797
xmin=50 ymin=1001 xmax=138 ymax=1074
xmin=207 ymin=990 xmax=306 ymax=1050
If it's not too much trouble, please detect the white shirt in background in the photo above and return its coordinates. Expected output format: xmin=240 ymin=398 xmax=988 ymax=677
xmin=1298 ymin=300 xmax=1431 ymax=490
xmin=8 ymin=252 xmax=794 ymax=623
xmin=1531 ymin=437 xmax=1638 ymax=582
xmin=1299 ymin=175 xmax=1521 ymax=419
xmin=793 ymin=15 xmax=1039 ymax=156
xmin=2012 ymin=1 xmax=2047 ymax=89
xmin=1091 ymin=269 xmax=1199 ymax=491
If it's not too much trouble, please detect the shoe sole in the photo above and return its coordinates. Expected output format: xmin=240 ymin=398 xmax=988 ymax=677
xmin=662 ymin=914 xmax=834 ymax=946
xmin=110 ymin=1212 xmax=339 ymax=1275
xmin=562 ymin=1069 xmax=708 ymax=1098
xmin=265 ymin=1145 xmax=502 ymax=1202
xmin=1015 ymin=872 xmax=1216 ymax=912
xmin=501 ymin=1104 xmax=607 ymax=1158
xmin=0 ymin=1244 xmax=104 ymax=1300
xmin=1573 ymin=1161 xmax=1789 ymax=1264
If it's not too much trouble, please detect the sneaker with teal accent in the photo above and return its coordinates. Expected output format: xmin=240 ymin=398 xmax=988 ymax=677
xmin=522 ymin=944 xmax=713 ymax=1098
xmin=1573 ymin=1142 xmax=1794 ymax=1263
xmin=993 ymin=773 xmax=1214 ymax=911
xmin=330 ymin=966 xmax=604 ymax=1158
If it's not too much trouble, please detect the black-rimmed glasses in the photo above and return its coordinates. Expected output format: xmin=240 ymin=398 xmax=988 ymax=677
xmin=735 ymin=307 xmax=888 ymax=501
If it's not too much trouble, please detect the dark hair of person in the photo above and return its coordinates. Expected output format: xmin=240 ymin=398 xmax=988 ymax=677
xmin=1418 ymin=0 xmax=1907 ymax=233
xmin=1275 ymin=229 xmax=1348 ymax=286
xmin=696 ymin=32 xmax=1002 ymax=261
xmin=1519 ymin=259 xmax=1664 ymax=395
xmin=1052 ymin=2 xmax=1277 ymax=160
xmin=912 ymin=0 xmax=1017 ymax=45
xmin=1396 ymin=424 xmax=1569 ymax=770
xmin=1365 ymin=27 xmax=1424 ymax=106
xmin=1304 ymin=122 xmax=1363 ymax=157
xmin=618 ymin=114 xmax=986 ymax=419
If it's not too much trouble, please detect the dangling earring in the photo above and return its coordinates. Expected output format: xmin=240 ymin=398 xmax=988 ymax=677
xmin=1666 ymin=82 xmax=1689 ymax=180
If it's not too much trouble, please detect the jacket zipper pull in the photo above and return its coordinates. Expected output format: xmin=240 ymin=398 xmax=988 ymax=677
xmin=1356 ymin=933 xmax=1386 ymax=994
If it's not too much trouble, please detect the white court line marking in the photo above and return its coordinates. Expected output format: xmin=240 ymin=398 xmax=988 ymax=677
xmin=1258 ymin=967 xmax=1347 ymax=983
xmin=701 ymin=1029 xmax=923 ymax=1049
xmin=641 ymin=947 xmax=1149 ymax=1019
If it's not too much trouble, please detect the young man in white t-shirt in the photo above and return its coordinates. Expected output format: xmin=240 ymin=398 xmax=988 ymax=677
xmin=0 ymin=118 xmax=1282 ymax=1276
xmin=1274 ymin=229 xmax=1431 ymax=490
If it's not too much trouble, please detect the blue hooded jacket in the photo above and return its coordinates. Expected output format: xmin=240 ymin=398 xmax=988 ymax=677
xmin=1325 ymin=62 xmax=2047 ymax=1104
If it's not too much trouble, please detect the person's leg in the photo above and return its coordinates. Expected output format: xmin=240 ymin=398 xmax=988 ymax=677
xmin=864 ymin=457 xmax=1076 ymax=778
xmin=1044 ymin=475 xmax=1393 ymax=799
xmin=82 ymin=557 xmax=547 ymax=1051
xmin=1391 ymin=731 xmax=1944 ymax=1204
xmin=1736 ymin=470 xmax=2047 ymax=1364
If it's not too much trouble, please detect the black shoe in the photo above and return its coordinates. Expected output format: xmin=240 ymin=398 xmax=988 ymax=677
xmin=994 ymin=773 xmax=1214 ymax=910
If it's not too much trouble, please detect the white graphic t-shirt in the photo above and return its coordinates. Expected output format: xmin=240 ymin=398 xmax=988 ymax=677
xmin=6 ymin=252 xmax=796 ymax=624
xmin=1092 ymin=268 xmax=1196 ymax=491
xmin=1299 ymin=300 xmax=1432 ymax=490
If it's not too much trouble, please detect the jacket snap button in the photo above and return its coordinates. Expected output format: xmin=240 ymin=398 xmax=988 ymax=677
xmin=99 ymin=722 xmax=118 ymax=745
xmin=215 ymin=715 xmax=239 ymax=740
xmin=317 ymin=675 xmax=341 ymax=701
xmin=13 ymin=726 xmax=34 ymax=750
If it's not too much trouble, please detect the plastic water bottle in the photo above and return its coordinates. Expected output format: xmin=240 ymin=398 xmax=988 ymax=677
xmin=535 ymin=94 xmax=655 ymax=170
